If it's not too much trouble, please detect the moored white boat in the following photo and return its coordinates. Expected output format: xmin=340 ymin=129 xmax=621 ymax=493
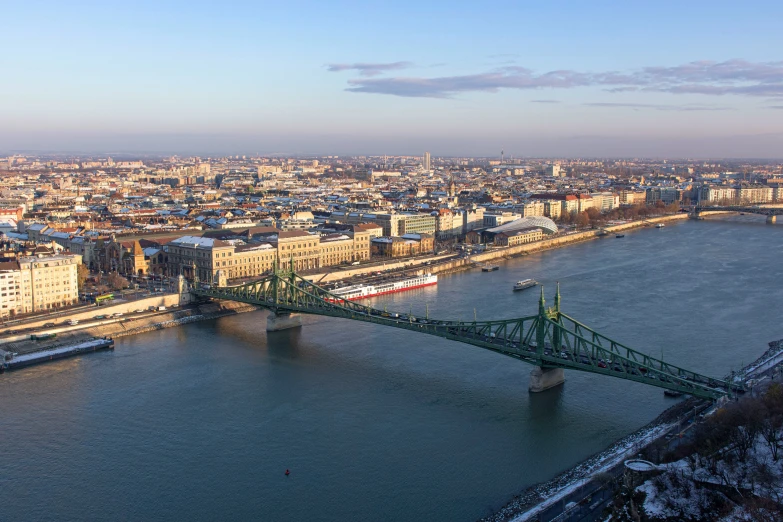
xmin=328 ymin=274 xmax=437 ymax=301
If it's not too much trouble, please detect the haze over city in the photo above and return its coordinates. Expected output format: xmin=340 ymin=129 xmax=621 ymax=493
xmin=2 ymin=2 xmax=783 ymax=522
xmin=2 ymin=0 xmax=783 ymax=157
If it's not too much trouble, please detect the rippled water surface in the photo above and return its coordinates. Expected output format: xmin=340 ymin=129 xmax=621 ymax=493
xmin=1 ymin=218 xmax=781 ymax=521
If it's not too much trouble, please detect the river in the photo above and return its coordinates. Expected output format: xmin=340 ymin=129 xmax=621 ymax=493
xmin=1 ymin=217 xmax=781 ymax=521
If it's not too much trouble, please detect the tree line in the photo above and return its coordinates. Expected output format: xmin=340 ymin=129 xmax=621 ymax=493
xmin=555 ymin=202 xmax=681 ymax=229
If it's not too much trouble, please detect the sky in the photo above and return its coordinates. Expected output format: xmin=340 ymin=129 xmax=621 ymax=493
xmin=2 ymin=0 xmax=783 ymax=158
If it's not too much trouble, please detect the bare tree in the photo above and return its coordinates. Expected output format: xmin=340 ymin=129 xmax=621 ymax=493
xmin=107 ymin=272 xmax=129 ymax=291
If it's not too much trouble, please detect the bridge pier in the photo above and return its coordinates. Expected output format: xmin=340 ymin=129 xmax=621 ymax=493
xmin=266 ymin=312 xmax=302 ymax=331
xmin=767 ymin=215 xmax=777 ymax=224
xmin=529 ymin=366 xmax=565 ymax=393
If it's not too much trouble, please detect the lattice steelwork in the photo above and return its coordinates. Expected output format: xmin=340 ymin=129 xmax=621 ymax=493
xmin=191 ymin=263 xmax=744 ymax=400
xmin=694 ymin=205 xmax=782 ymax=217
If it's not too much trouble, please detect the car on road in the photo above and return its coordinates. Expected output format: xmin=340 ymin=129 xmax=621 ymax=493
xmin=134 ymin=309 xmax=143 ymax=313
xmin=66 ymin=319 xmax=79 ymax=326
xmin=43 ymin=322 xmax=55 ymax=328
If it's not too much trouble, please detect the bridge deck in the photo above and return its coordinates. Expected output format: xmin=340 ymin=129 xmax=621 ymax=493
xmin=191 ymin=268 xmax=743 ymax=400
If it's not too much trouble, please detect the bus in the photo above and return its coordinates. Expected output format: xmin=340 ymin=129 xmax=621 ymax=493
xmin=95 ymin=293 xmax=115 ymax=305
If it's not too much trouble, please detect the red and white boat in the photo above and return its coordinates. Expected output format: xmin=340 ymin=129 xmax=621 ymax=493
xmin=328 ymin=274 xmax=437 ymax=301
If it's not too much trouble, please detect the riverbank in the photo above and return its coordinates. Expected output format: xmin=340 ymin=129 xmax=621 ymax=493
xmin=482 ymin=335 xmax=783 ymax=522
xmin=479 ymin=398 xmax=703 ymax=522
xmin=404 ymin=212 xmax=729 ymax=280
xmin=0 ymin=300 xmax=260 ymax=370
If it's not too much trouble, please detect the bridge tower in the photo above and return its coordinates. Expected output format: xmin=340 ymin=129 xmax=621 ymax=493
xmin=266 ymin=258 xmax=303 ymax=332
xmin=529 ymin=285 xmax=566 ymax=393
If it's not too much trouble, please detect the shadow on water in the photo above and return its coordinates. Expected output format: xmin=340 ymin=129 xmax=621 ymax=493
xmin=526 ymin=381 xmax=565 ymax=421
xmin=266 ymin=328 xmax=304 ymax=358
xmin=193 ymin=314 xmax=630 ymax=429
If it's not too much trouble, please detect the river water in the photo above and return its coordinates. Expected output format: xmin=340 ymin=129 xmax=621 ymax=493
xmin=1 ymin=217 xmax=782 ymax=522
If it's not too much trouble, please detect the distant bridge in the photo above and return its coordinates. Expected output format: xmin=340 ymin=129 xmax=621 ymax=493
xmin=692 ymin=205 xmax=782 ymax=223
xmin=191 ymin=263 xmax=745 ymax=400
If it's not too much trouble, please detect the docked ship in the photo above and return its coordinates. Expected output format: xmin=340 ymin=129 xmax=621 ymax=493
xmin=513 ymin=279 xmax=537 ymax=291
xmin=328 ymin=274 xmax=437 ymax=301
xmin=481 ymin=265 xmax=499 ymax=272
xmin=655 ymin=223 xmax=665 ymax=228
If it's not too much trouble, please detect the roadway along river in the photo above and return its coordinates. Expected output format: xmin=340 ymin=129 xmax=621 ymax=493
xmin=1 ymin=217 xmax=782 ymax=522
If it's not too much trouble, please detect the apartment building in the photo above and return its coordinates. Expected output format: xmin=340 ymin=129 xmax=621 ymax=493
xmin=0 ymin=261 xmax=22 ymax=317
xmin=434 ymin=210 xmax=463 ymax=238
xmin=590 ymin=192 xmax=620 ymax=212
xmin=330 ymin=211 xmax=436 ymax=236
xmin=16 ymin=253 xmax=81 ymax=313
xmin=737 ymin=185 xmax=774 ymax=204
xmin=517 ymin=200 xmax=545 ymax=217
xmin=483 ymin=212 xmax=521 ymax=228
xmin=371 ymin=233 xmax=434 ymax=257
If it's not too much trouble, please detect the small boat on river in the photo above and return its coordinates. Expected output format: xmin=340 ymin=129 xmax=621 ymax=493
xmin=513 ymin=279 xmax=537 ymax=292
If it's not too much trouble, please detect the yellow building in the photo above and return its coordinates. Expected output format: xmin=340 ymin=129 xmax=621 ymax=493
xmin=17 ymin=253 xmax=81 ymax=313
xmin=493 ymin=228 xmax=543 ymax=247
xmin=168 ymin=226 xmax=372 ymax=281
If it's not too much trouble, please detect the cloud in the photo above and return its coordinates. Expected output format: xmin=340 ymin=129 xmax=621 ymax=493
xmin=531 ymin=99 xmax=561 ymax=103
xmin=326 ymin=61 xmax=412 ymax=77
xmin=584 ymin=102 xmax=733 ymax=111
xmin=345 ymin=68 xmax=594 ymax=97
xmin=340 ymin=59 xmax=783 ymax=98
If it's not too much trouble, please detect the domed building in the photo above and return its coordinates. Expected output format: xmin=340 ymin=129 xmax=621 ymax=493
xmin=486 ymin=216 xmax=559 ymax=235
xmin=466 ymin=215 xmax=559 ymax=245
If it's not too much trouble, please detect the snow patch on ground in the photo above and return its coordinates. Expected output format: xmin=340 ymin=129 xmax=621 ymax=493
xmin=637 ymin=434 xmax=783 ymax=520
xmin=507 ymin=423 xmax=672 ymax=522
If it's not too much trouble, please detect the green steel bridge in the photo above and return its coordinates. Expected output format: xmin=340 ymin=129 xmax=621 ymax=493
xmin=692 ymin=205 xmax=781 ymax=223
xmin=191 ymin=264 xmax=745 ymax=400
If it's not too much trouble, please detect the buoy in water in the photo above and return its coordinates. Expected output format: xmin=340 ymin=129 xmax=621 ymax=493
xmin=285 ymin=469 xmax=290 ymax=476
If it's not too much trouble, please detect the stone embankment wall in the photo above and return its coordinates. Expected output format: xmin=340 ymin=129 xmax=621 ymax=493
xmin=9 ymin=293 xmax=186 ymax=332
xmin=106 ymin=301 xmax=259 ymax=338
xmin=3 ymin=301 xmax=260 ymax=355
xmin=300 ymin=212 xmax=730 ymax=283
xmin=449 ymin=212 xmax=728 ymax=269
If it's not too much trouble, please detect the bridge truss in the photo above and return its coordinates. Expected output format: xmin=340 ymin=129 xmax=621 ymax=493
xmin=693 ymin=205 xmax=782 ymax=217
xmin=191 ymin=264 xmax=744 ymax=400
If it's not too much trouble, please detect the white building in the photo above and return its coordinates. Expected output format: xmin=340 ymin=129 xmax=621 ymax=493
xmin=0 ymin=261 xmax=23 ymax=318
xmin=546 ymin=164 xmax=562 ymax=177
xmin=18 ymin=253 xmax=81 ymax=313
xmin=483 ymin=212 xmax=521 ymax=228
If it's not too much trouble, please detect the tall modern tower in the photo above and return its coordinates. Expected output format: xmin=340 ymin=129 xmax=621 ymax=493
xmin=423 ymin=151 xmax=431 ymax=172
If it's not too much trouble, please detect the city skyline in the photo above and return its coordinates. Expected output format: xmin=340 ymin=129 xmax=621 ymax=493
xmin=3 ymin=1 xmax=783 ymax=157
